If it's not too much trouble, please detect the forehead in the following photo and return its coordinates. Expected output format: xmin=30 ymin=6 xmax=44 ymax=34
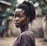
xmin=14 ymin=8 xmax=24 ymax=14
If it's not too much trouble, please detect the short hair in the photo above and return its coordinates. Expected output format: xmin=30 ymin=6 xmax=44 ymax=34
xmin=16 ymin=1 xmax=35 ymax=22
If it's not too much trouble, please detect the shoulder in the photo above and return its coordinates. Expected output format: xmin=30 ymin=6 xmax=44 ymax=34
xmin=21 ymin=31 xmax=34 ymax=36
xmin=20 ymin=31 xmax=34 ymax=39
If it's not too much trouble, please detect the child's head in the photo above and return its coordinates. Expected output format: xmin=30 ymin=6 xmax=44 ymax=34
xmin=14 ymin=1 xmax=35 ymax=28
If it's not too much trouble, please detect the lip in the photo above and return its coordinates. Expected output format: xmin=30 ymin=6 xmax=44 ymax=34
xmin=15 ymin=23 xmax=20 ymax=25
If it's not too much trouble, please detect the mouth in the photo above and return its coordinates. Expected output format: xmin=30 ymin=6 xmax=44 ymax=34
xmin=15 ymin=23 xmax=20 ymax=25
xmin=15 ymin=23 xmax=20 ymax=27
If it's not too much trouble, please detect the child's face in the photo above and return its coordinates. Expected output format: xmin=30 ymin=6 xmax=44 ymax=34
xmin=14 ymin=8 xmax=29 ymax=28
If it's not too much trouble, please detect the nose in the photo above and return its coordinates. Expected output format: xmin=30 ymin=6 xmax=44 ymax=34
xmin=14 ymin=17 xmax=19 ymax=22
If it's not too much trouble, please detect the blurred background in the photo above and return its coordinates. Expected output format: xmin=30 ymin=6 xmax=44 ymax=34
xmin=0 ymin=0 xmax=47 ymax=46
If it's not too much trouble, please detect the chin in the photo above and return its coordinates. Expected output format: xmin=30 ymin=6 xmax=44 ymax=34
xmin=15 ymin=25 xmax=20 ymax=28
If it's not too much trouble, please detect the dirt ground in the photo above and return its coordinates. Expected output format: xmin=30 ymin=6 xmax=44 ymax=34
xmin=0 ymin=37 xmax=47 ymax=46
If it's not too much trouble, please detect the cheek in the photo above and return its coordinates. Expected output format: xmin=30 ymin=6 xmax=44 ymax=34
xmin=20 ymin=17 xmax=27 ymax=24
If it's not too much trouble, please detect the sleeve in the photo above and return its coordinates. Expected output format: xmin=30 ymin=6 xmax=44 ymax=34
xmin=13 ymin=34 xmax=35 ymax=46
xmin=21 ymin=35 xmax=35 ymax=46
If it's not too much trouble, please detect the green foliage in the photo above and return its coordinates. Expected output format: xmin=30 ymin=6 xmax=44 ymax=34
xmin=4 ymin=0 xmax=17 ymax=11
xmin=3 ymin=0 xmax=17 ymax=19
xmin=0 ymin=27 xmax=3 ymax=32
xmin=31 ymin=0 xmax=47 ymax=14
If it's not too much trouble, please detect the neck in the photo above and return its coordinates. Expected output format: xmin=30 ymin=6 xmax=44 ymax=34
xmin=20 ymin=24 xmax=28 ymax=33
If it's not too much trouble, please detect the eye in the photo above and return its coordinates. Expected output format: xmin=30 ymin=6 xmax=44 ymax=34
xmin=14 ymin=14 xmax=20 ymax=18
xmin=19 ymin=13 xmax=24 ymax=18
xmin=20 ymin=15 xmax=24 ymax=18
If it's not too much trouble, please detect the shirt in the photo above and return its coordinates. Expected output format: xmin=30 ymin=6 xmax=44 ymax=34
xmin=13 ymin=31 xmax=35 ymax=46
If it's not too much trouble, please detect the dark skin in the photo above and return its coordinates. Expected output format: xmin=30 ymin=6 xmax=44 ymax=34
xmin=13 ymin=8 xmax=35 ymax=46
xmin=14 ymin=8 xmax=30 ymax=32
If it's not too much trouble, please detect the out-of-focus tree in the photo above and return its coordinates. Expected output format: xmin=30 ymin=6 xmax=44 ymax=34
xmin=30 ymin=0 xmax=47 ymax=15
xmin=3 ymin=0 xmax=17 ymax=20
